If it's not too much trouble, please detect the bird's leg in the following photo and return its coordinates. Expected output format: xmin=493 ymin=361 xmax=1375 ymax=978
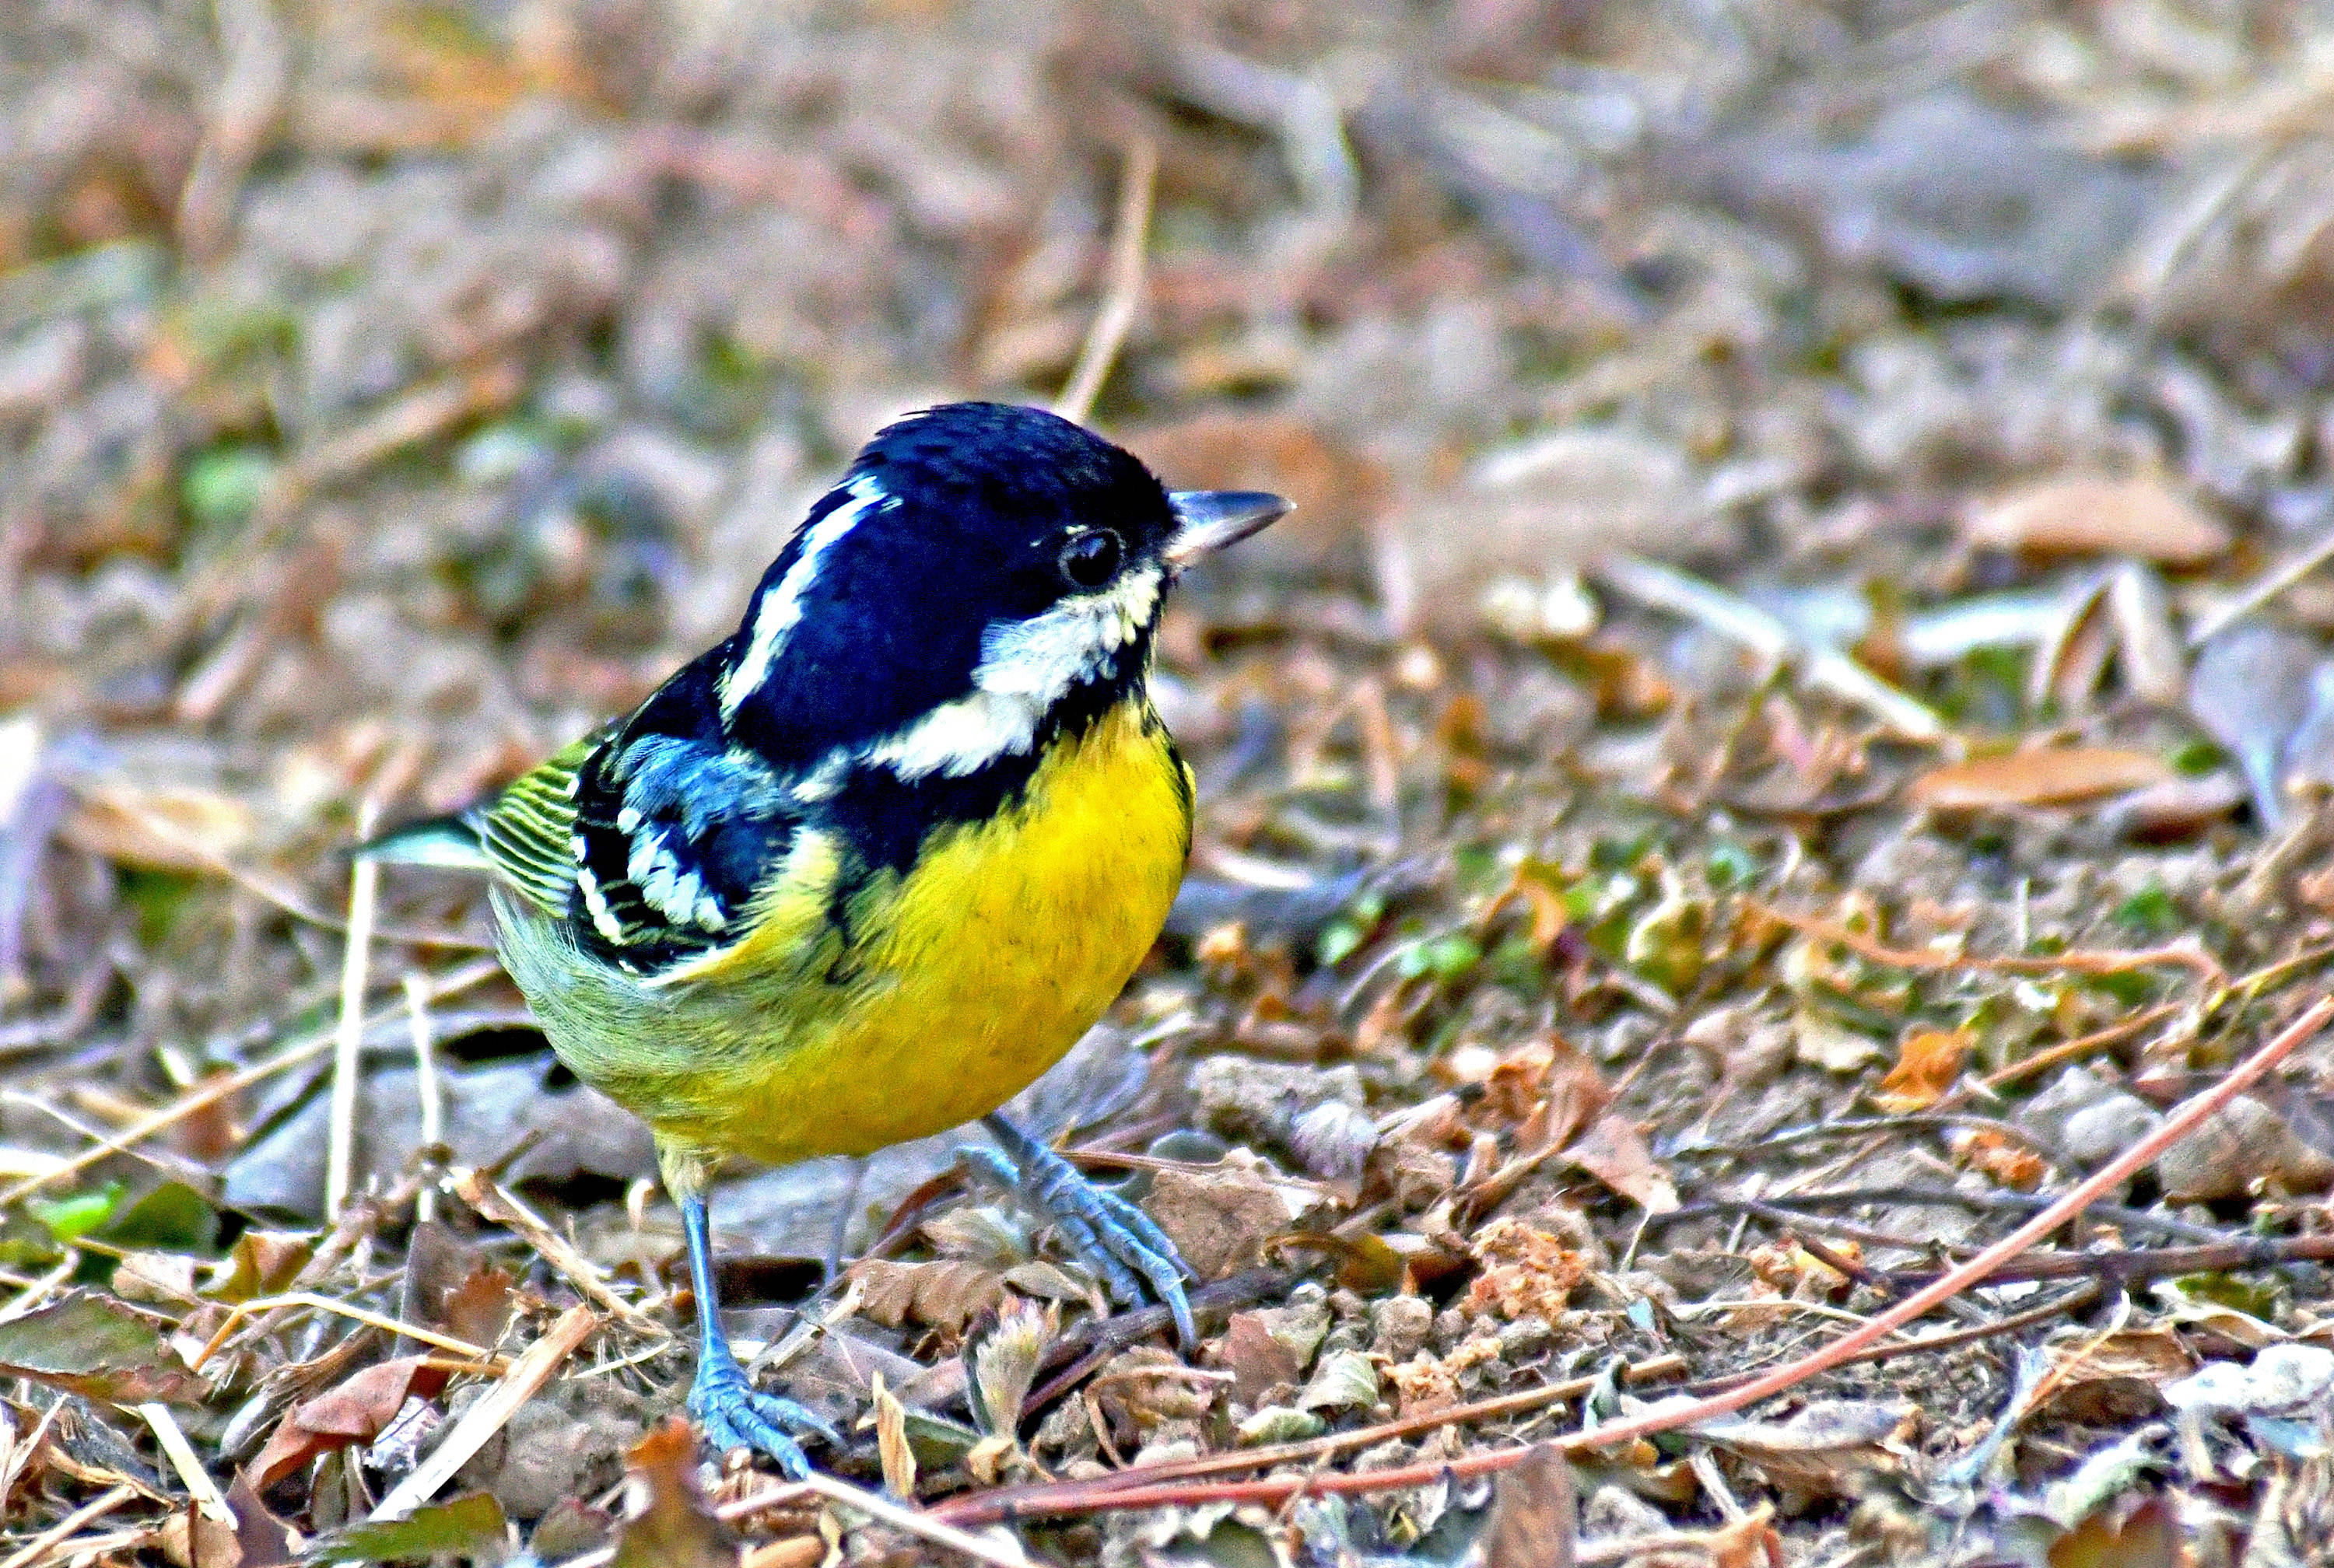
xmin=964 ymin=1113 xmax=1197 ymax=1349
xmin=679 ymin=1189 xmax=841 ymax=1475
xmin=823 ymin=1156 xmax=867 ymax=1285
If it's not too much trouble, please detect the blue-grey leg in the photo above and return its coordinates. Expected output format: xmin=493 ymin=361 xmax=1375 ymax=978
xmin=967 ymin=1113 xmax=1197 ymax=1349
xmin=680 ymin=1191 xmax=841 ymax=1475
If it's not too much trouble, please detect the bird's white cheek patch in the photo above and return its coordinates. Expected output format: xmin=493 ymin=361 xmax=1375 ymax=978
xmin=855 ymin=565 xmax=1163 ymax=782
xmin=720 ymin=474 xmax=891 ymax=717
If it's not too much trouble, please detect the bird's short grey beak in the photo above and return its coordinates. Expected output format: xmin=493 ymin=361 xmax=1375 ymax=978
xmin=1164 ymin=490 xmax=1293 ymax=568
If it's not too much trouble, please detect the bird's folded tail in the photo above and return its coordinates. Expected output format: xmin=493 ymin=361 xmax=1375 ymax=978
xmin=352 ymin=812 xmax=492 ymax=873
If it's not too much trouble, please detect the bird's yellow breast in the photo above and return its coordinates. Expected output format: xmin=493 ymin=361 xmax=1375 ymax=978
xmin=496 ymin=696 xmax=1190 ymax=1170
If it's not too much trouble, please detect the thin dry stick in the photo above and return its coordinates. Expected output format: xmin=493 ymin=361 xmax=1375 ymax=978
xmin=139 ymin=1402 xmax=232 ymax=1524
xmin=559 ymin=1473 xmax=1027 ymax=1568
xmin=404 ymin=974 xmax=443 ymax=1225
xmin=1746 ymin=898 xmax=2225 ymax=989
xmin=937 ymin=996 xmax=2334 ymax=1525
xmin=370 ymin=1304 xmax=598 ymax=1521
xmin=327 ymin=810 xmax=382 ymax=1220
xmin=0 ymin=957 xmax=500 ymax=1208
xmin=1052 ymin=138 xmax=1158 ymax=425
xmin=0 ymin=1482 xmax=135 ymax=1568
xmin=189 ymin=1290 xmax=503 ymax=1371
xmin=452 ymin=1168 xmax=661 ymax=1332
xmin=1981 ymin=1003 xmax=2182 ymax=1090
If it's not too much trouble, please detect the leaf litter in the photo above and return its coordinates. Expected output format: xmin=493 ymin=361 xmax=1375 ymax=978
xmin=9 ymin=2 xmax=2334 ymax=1565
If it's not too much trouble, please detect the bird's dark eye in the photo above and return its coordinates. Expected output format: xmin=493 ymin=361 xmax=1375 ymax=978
xmin=1057 ymin=530 xmax=1122 ymax=590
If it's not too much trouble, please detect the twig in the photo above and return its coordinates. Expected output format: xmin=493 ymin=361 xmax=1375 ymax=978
xmin=451 ymin=1167 xmax=661 ymax=1332
xmin=1883 ymin=1233 xmax=2334 ymax=1288
xmin=1656 ymin=1185 xmax=2234 ymax=1246
xmin=1052 ymin=138 xmax=1157 ymax=425
xmin=0 ymin=1483 xmax=135 ymax=1568
xmin=1980 ymin=1004 xmax=2182 ymax=1090
xmin=139 ymin=1402 xmax=232 ymax=1524
xmin=1743 ymin=899 xmax=2225 ymax=989
xmin=370 ymin=1303 xmax=598 ymax=1521
xmin=328 ymin=810 xmax=381 ymax=1221
xmin=2187 ymin=522 xmax=2334 ymax=646
xmin=405 ymin=975 xmax=443 ymax=1226
xmin=0 ymin=957 xmax=500 ymax=1207
xmin=935 ymin=996 xmax=2332 ymax=1524
xmin=1687 ymin=1285 xmax=2100 ymax=1395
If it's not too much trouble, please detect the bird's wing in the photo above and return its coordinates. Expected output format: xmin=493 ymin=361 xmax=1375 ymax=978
xmin=513 ymin=663 xmax=810 ymax=973
xmin=473 ymin=733 xmax=600 ymax=917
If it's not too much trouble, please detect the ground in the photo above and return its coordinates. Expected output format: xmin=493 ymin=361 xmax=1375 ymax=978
xmin=2 ymin=1 xmax=2333 ymax=1564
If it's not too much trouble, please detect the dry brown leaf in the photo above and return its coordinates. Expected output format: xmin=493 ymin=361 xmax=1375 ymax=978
xmin=243 ymin=1356 xmax=452 ymax=1493
xmin=1219 ymin=1310 xmax=1306 ymax=1404
xmin=1873 ymin=1027 xmax=1972 ymax=1112
xmin=612 ymin=1417 xmax=736 ymax=1568
xmin=1564 ymin=1112 xmax=1678 ymax=1213
xmin=1144 ymin=1163 xmax=1295 ymax=1280
xmin=847 ymin=1258 xmax=1007 ymax=1335
xmin=2033 ymin=1328 xmax=2194 ymax=1424
xmin=1950 ymin=1127 xmax=2048 ymax=1190
xmin=61 ymin=781 xmax=256 ymax=871
xmin=1476 ymin=1444 xmax=1575 ymax=1568
xmin=1908 ymin=748 xmax=2171 ymax=810
xmin=1968 ymin=475 xmax=2230 ymax=565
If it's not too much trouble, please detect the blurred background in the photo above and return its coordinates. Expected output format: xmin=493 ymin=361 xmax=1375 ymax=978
xmin=8 ymin=2 xmax=2334 ymax=1561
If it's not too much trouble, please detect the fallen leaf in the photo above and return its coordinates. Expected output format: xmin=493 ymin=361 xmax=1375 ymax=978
xmin=1474 ymin=1444 xmax=1575 ymax=1568
xmin=1219 ymin=1311 xmax=1305 ymax=1404
xmin=244 ymin=1356 xmax=453 ymax=1493
xmin=1563 ymin=1111 xmax=1678 ymax=1213
xmin=1968 ymin=475 xmax=2230 ymax=565
xmin=0 ymin=1291 xmax=198 ymax=1402
xmin=1950 ymin=1127 xmax=2048 ymax=1190
xmin=1908 ymin=748 xmax=2172 ymax=810
xmin=2047 ymin=1495 xmax=2178 ymax=1568
xmin=1873 ymin=1027 xmax=1971 ymax=1112
xmin=613 ymin=1418 xmax=736 ymax=1568
xmin=848 ymin=1258 xmax=1005 ymax=1335
xmin=61 ymin=780 xmax=256 ymax=871
xmin=1144 ymin=1163 xmax=1298 ymax=1280
xmin=309 ymin=1493 xmax=508 ymax=1563
xmin=967 ymin=1294 xmax=1052 ymax=1437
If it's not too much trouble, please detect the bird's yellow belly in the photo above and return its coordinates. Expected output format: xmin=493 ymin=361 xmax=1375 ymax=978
xmin=512 ymin=699 xmax=1190 ymax=1169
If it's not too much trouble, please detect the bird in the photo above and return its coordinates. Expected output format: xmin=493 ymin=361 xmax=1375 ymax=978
xmin=360 ymin=401 xmax=1288 ymax=1475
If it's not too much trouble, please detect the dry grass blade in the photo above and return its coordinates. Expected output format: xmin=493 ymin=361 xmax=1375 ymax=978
xmin=1053 ymin=138 xmax=1158 ymax=427
xmin=189 ymin=1291 xmax=505 ymax=1372
xmin=0 ymin=958 xmax=501 ymax=1208
xmin=450 ymin=1168 xmax=661 ymax=1331
xmin=327 ymin=820 xmax=380 ymax=1221
xmin=138 ymin=1403 xmax=231 ymax=1524
xmin=0 ymin=1483 xmax=136 ymax=1568
xmin=369 ymin=1303 xmax=597 ymax=1521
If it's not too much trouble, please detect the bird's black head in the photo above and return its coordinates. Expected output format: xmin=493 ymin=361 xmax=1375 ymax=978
xmin=711 ymin=402 xmax=1284 ymax=777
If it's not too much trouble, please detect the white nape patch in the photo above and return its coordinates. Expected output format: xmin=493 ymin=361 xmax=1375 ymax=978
xmin=719 ymin=474 xmax=892 ymax=717
xmin=626 ymin=828 xmax=727 ymax=932
xmin=860 ymin=565 xmax=1163 ymax=781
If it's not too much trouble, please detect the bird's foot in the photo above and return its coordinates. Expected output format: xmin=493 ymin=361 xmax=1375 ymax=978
xmin=686 ymin=1350 xmax=839 ymax=1478
xmin=965 ymin=1114 xmax=1197 ymax=1349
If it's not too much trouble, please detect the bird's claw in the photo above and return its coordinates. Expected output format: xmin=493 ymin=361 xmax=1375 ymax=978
xmin=687 ymin=1358 xmax=838 ymax=1478
xmin=966 ymin=1118 xmax=1198 ymax=1349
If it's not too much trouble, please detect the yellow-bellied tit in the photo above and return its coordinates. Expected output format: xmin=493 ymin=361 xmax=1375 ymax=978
xmin=361 ymin=402 xmax=1288 ymax=1475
